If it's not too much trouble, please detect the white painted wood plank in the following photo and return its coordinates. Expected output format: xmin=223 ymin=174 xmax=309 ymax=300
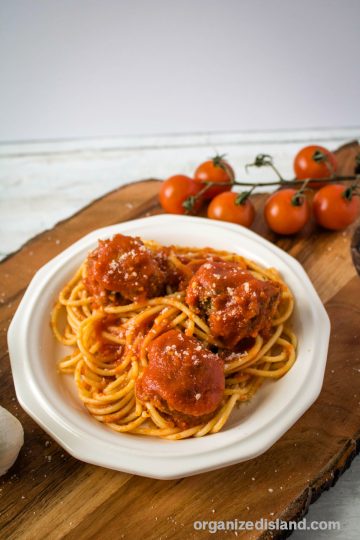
xmin=1 ymin=127 xmax=359 ymax=156
xmin=1 ymin=128 xmax=359 ymax=259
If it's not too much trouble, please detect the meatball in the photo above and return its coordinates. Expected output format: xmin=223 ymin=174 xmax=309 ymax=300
xmin=186 ymin=261 xmax=282 ymax=347
xmin=136 ymin=329 xmax=225 ymax=428
xmin=84 ymin=234 xmax=165 ymax=302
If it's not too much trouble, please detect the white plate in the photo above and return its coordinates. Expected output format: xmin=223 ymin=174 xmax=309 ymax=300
xmin=8 ymin=215 xmax=330 ymax=479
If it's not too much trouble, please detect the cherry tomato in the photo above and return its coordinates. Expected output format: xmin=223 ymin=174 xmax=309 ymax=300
xmin=313 ymin=184 xmax=360 ymax=230
xmin=159 ymin=175 xmax=203 ymax=215
xmin=294 ymin=145 xmax=337 ymax=189
xmin=194 ymin=155 xmax=235 ymax=199
xmin=264 ymin=188 xmax=310 ymax=235
xmin=207 ymin=191 xmax=255 ymax=228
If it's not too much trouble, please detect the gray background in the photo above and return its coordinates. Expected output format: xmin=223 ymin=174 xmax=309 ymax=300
xmin=0 ymin=0 xmax=359 ymax=142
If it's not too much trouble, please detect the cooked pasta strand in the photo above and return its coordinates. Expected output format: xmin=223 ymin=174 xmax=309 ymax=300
xmin=51 ymin=240 xmax=296 ymax=439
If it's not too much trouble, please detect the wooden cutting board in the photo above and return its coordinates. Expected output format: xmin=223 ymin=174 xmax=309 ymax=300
xmin=1 ymin=142 xmax=360 ymax=540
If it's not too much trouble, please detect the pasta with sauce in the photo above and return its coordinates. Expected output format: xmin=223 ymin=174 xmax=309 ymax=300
xmin=51 ymin=234 xmax=296 ymax=440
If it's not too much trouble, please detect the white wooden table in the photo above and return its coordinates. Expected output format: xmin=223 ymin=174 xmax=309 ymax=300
xmin=1 ymin=128 xmax=359 ymax=538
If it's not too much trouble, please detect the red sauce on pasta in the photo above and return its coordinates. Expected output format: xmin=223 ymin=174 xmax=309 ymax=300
xmin=136 ymin=329 xmax=225 ymax=427
xmin=84 ymin=234 xmax=165 ymax=302
xmin=186 ymin=261 xmax=282 ymax=347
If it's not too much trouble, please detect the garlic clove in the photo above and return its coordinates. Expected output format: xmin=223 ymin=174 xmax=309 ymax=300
xmin=0 ymin=405 xmax=24 ymax=476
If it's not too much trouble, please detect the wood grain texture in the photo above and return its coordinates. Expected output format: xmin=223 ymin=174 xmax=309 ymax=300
xmin=351 ymin=225 xmax=360 ymax=275
xmin=0 ymin=143 xmax=359 ymax=539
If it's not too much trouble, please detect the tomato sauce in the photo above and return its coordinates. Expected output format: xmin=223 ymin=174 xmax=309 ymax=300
xmin=84 ymin=234 xmax=166 ymax=302
xmin=186 ymin=261 xmax=282 ymax=347
xmin=136 ymin=329 xmax=225 ymax=428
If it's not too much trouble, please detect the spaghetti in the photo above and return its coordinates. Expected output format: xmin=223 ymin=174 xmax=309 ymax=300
xmin=51 ymin=236 xmax=296 ymax=440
